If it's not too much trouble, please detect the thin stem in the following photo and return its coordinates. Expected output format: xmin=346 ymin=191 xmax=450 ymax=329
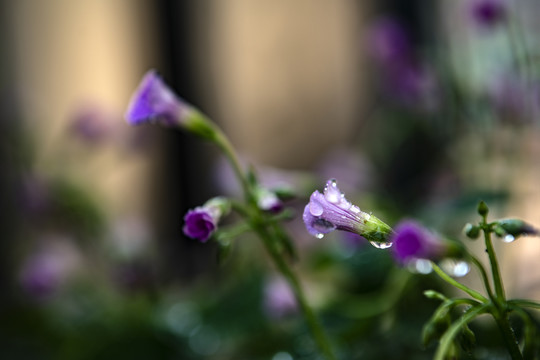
xmin=430 ymin=261 xmax=488 ymax=302
xmin=210 ymin=123 xmax=336 ymax=359
xmin=212 ymin=124 xmax=252 ymax=203
xmin=482 ymin=222 xmax=506 ymax=302
xmin=468 ymin=254 xmax=496 ymax=302
xmin=509 ymin=299 xmax=540 ymax=310
xmin=256 ymin=225 xmax=337 ymax=360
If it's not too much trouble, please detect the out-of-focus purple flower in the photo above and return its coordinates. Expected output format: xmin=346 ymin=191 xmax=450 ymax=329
xmin=384 ymin=61 xmax=439 ymax=110
xmin=303 ymin=179 xmax=393 ymax=248
xmin=183 ymin=197 xmax=230 ymax=243
xmin=19 ymin=237 xmax=80 ymax=299
xmin=69 ymin=103 xmax=115 ymax=144
xmin=125 ymin=70 xmax=193 ymax=126
xmin=263 ymin=277 xmax=298 ymax=319
xmin=471 ymin=0 xmax=507 ymax=28
xmin=391 ymin=220 xmax=450 ymax=265
xmin=367 ymin=17 xmax=411 ymax=65
xmin=488 ymin=74 xmax=540 ymax=123
xmin=367 ymin=17 xmax=439 ymax=111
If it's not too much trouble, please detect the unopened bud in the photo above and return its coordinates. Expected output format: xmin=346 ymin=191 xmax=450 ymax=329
xmin=463 ymin=223 xmax=480 ymax=239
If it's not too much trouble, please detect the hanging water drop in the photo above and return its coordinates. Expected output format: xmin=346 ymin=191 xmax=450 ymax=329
xmin=315 ymin=233 xmax=324 ymax=239
xmin=503 ymin=234 xmax=515 ymax=243
xmin=440 ymin=259 xmax=470 ymax=277
xmin=369 ymin=240 xmax=393 ymax=249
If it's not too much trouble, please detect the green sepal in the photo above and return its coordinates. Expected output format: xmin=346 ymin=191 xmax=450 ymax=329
xmin=184 ymin=108 xmax=218 ymax=141
xmin=362 ymin=215 xmax=393 ymax=245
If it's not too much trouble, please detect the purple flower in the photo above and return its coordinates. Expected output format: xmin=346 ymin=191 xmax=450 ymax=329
xmin=303 ymin=179 xmax=393 ymax=248
xmin=367 ymin=17 xmax=411 ymax=65
xmin=70 ymin=103 xmax=115 ymax=144
xmin=183 ymin=197 xmax=230 ymax=242
xmin=391 ymin=220 xmax=448 ymax=265
xmin=263 ymin=277 xmax=297 ymax=319
xmin=471 ymin=0 xmax=506 ymax=28
xmin=125 ymin=70 xmax=193 ymax=126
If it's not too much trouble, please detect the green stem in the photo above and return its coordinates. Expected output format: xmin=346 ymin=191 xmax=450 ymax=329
xmin=211 ymin=124 xmax=252 ymax=203
xmin=482 ymin=224 xmax=506 ymax=301
xmin=468 ymin=254 xmax=496 ymax=302
xmin=493 ymin=308 xmax=523 ymax=360
xmin=430 ymin=261 xmax=487 ymax=302
xmin=508 ymin=299 xmax=540 ymax=310
xmin=210 ymin=122 xmax=336 ymax=359
xmin=256 ymin=225 xmax=336 ymax=360
xmin=435 ymin=304 xmax=489 ymax=360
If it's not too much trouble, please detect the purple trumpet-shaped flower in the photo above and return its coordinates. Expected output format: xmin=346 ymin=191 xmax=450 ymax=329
xmin=470 ymin=0 xmax=506 ymax=29
xmin=183 ymin=197 xmax=230 ymax=243
xmin=303 ymin=179 xmax=393 ymax=248
xmin=125 ymin=70 xmax=213 ymax=139
xmin=391 ymin=220 xmax=462 ymax=265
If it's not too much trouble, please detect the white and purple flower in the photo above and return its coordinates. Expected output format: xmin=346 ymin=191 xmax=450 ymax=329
xmin=303 ymin=179 xmax=393 ymax=248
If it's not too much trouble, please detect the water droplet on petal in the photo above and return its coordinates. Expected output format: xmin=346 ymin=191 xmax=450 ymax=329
xmin=440 ymin=259 xmax=470 ymax=277
xmin=369 ymin=240 xmax=393 ymax=249
xmin=315 ymin=233 xmax=324 ymax=239
xmin=350 ymin=205 xmax=361 ymax=214
xmin=309 ymin=201 xmax=324 ymax=216
xmin=503 ymin=234 xmax=515 ymax=243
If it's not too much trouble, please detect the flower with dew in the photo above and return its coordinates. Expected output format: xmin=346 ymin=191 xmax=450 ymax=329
xmin=303 ymin=179 xmax=393 ymax=248
xmin=391 ymin=220 xmax=464 ymax=267
xmin=183 ymin=197 xmax=230 ymax=243
xmin=125 ymin=69 xmax=213 ymax=137
xmin=470 ymin=0 xmax=507 ymax=29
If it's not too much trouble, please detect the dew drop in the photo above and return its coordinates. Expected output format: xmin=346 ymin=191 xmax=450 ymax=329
xmin=313 ymin=219 xmax=336 ymax=233
xmin=315 ymin=233 xmax=324 ymax=239
xmin=407 ymin=258 xmax=433 ymax=274
xmin=440 ymin=259 xmax=470 ymax=277
xmin=503 ymin=234 xmax=515 ymax=243
xmin=369 ymin=240 xmax=393 ymax=249
xmin=309 ymin=201 xmax=324 ymax=216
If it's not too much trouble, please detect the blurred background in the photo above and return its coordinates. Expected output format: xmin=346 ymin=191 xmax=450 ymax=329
xmin=1 ymin=0 xmax=540 ymax=359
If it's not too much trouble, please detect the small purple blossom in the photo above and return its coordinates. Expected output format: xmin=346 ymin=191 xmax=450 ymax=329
xmin=391 ymin=220 xmax=447 ymax=265
xmin=70 ymin=103 xmax=115 ymax=144
xmin=125 ymin=70 xmax=190 ymax=126
xmin=263 ymin=277 xmax=298 ymax=319
xmin=183 ymin=209 xmax=218 ymax=243
xmin=183 ymin=197 xmax=230 ymax=243
xmin=470 ymin=0 xmax=507 ymax=28
xmin=303 ymin=179 xmax=392 ymax=247
xmin=367 ymin=17 xmax=411 ymax=65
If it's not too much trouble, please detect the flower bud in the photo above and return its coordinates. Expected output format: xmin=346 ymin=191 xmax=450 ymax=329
xmin=463 ymin=223 xmax=481 ymax=239
xmin=477 ymin=201 xmax=489 ymax=217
